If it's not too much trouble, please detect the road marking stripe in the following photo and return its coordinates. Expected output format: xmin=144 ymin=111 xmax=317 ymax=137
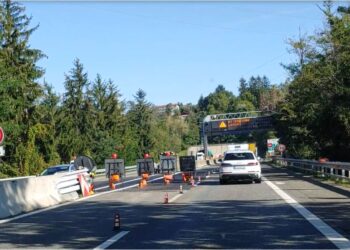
xmin=263 ymin=177 xmax=350 ymax=249
xmin=168 ymin=193 xmax=183 ymax=203
xmin=94 ymin=231 xmax=129 ymax=249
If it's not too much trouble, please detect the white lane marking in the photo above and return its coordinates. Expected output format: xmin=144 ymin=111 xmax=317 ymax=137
xmin=0 ymin=175 xmax=166 ymax=225
xmin=168 ymin=194 xmax=183 ymax=203
xmin=263 ymin=177 xmax=350 ymax=249
xmin=94 ymin=231 xmax=129 ymax=250
xmin=95 ymin=177 xmax=142 ymax=191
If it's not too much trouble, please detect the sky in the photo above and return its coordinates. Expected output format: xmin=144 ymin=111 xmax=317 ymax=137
xmin=23 ymin=1 xmax=327 ymax=106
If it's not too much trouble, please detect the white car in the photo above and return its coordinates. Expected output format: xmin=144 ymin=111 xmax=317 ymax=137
xmin=41 ymin=164 xmax=76 ymax=176
xmin=219 ymin=150 xmax=261 ymax=184
xmin=196 ymin=152 xmax=205 ymax=160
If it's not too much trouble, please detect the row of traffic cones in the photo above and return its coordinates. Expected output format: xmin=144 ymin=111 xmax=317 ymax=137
xmin=162 ymin=185 xmax=186 ymax=204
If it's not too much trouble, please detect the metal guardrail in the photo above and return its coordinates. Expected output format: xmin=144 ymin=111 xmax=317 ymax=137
xmin=55 ymin=169 xmax=90 ymax=195
xmin=273 ymin=157 xmax=350 ymax=180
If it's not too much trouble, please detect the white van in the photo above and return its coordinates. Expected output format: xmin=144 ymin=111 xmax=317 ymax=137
xmin=196 ymin=152 xmax=205 ymax=160
xmin=219 ymin=150 xmax=261 ymax=184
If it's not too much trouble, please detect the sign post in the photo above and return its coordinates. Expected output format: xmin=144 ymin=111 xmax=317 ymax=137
xmin=0 ymin=127 xmax=4 ymax=145
xmin=278 ymin=144 xmax=286 ymax=153
xmin=267 ymin=138 xmax=279 ymax=157
xmin=0 ymin=127 xmax=4 ymax=157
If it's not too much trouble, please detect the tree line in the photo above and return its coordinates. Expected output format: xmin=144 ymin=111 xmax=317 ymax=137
xmin=0 ymin=1 xmax=349 ymax=178
xmin=276 ymin=2 xmax=350 ymax=161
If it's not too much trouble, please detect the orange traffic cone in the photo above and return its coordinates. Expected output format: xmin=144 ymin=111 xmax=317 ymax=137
xmin=191 ymin=177 xmax=195 ymax=187
xmin=163 ymin=174 xmax=173 ymax=185
xmin=139 ymin=179 xmax=147 ymax=189
xmin=109 ymin=179 xmax=116 ymax=190
xmin=189 ymin=176 xmax=194 ymax=185
xmin=142 ymin=173 xmax=149 ymax=181
xmin=109 ymin=174 xmax=120 ymax=190
xmin=89 ymin=183 xmax=95 ymax=195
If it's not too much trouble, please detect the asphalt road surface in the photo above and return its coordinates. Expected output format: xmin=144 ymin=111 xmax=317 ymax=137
xmin=1 ymin=165 xmax=350 ymax=249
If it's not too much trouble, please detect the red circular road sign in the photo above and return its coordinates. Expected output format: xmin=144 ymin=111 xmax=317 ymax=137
xmin=278 ymin=144 xmax=286 ymax=152
xmin=0 ymin=127 xmax=4 ymax=144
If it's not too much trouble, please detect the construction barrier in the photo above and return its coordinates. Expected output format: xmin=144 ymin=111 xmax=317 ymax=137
xmin=160 ymin=156 xmax=177 ymax=174
xmin=137 ymin=158 xmax=155 ymax=176
xmin=105 ymin=159 xmax=125 ymax=178
xmin=105 ymin=158 xmax=125 ymax=189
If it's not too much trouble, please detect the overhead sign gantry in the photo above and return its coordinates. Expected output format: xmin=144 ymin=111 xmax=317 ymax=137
xmin=201 ymin=111 xmax=274 ymax=156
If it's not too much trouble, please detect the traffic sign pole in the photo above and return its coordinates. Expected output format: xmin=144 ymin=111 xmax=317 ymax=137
xmin=0 ymin=127 xmax=4 ymax=157
xmin=278 ymin=144 xmax=286 ymax=152
xmin=0 ymin=127 xmax=4 ymax=144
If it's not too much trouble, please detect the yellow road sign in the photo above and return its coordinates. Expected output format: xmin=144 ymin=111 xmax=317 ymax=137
xmin=219 ymin=121 xmax=227 ymax=128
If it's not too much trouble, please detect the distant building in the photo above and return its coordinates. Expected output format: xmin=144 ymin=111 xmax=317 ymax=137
xmin=153 ymin=103 xmax=180 ymax=116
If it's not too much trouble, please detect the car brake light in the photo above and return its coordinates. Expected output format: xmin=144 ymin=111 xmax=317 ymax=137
xmin=247 ymin=162 xmax=258 ymax=166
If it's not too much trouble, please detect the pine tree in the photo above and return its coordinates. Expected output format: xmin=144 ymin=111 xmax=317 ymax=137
xmin=89 ymin=75 xmax=125 ymax=165
xmin=58 ymin=59 xmax=91 ymax=161
xmin=0 ymin=0 xmax=45 ymax=175
xmin=127 ymin=89 xmax=154 ymax=158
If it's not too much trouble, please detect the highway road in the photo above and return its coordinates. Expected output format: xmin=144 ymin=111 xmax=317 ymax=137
xmin=1 ymin=164 xmax=350 ymax=249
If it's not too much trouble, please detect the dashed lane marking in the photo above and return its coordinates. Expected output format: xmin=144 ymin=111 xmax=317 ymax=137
xmin=168 ymin=194 xmax=183 ymax=203
xmin=94 ymin=231 xmax=129 ymax=250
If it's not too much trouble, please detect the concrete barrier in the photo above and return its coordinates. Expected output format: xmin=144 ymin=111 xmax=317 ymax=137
xmin=196 ymin=159 xmax=216 ymax=168
xmin=0 ymin=174 xmax=78 ymax=219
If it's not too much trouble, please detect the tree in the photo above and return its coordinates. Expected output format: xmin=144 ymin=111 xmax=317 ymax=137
xmin=198 ymin=85 xmax=236 ymax=114
xmin=89 ymin=75 xmax=125 ymax=165
xmin=276 ymin=2 xmax=350 ymax=160
xmin=238 ymin=76 xmax=272 ymax=110
xmin=0 ymin=0 xmax=46 ymax=175
xmin=34 ymin=83 xmax=61 ymax=165
xmin=58 ymin=59 xmax=91 ymax=161
xmin=127 ymin=89 xmax=154 ymax=158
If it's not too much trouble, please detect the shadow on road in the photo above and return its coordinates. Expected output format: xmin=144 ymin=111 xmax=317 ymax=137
xmin=0 ymin=196 xmax=337 ymax=249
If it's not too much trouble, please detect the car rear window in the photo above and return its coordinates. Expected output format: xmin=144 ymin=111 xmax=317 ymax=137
xmin=224 ymin=152 xmax=255 ymax=160
xmin=46 ymin=165 xmax=70 ymax=175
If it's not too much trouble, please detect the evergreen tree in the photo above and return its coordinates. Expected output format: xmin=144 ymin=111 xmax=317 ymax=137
xmin=58 ymin=59 xmax=91 ymax=161
xmin=198 ymin=85 xmax=236 ymax=114
xmin=89 ymin=75 xmax=125 ymax=165
xmin=127 ymin=89 xmax=154 ymax=158
xmin=0 ymin=0 xmax=45 ymax=175
xmin=34 ymin=83 xmax=61 ymax=165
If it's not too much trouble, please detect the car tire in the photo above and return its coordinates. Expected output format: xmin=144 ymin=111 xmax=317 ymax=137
xmin=219 ymin=179 xmax=225 ymax=185
xmin=255 ymin=178 xmax=262 ymax=184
